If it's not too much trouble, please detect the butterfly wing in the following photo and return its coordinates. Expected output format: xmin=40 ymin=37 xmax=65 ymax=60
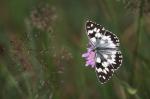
xmin=95 ymin=31 xmax=123 ymax=84
xmin=86 ymin=20 xmax=105 ymax=45
xmin=95 ymin=53 xmax=115 ymax=84
xmin=95 ymin=50 xmax=122 ymax=84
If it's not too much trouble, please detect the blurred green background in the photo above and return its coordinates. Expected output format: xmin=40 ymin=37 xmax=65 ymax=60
xmin=0 ymin=0 xmax=150 ymax=99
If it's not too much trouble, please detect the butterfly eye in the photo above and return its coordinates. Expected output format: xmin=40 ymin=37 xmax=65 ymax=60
xmin=90 ymin=24 xmax=94 ymax=27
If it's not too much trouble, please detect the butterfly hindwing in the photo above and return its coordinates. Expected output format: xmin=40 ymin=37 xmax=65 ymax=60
xmin=95 ymin=60 xmax=114 ymax=84
xmin=112 ymin=51 xmax=123 ymax=70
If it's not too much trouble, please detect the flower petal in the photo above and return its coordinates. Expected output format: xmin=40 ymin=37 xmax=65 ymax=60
xmin=82 ymin=53 xmax=89 ymax=57
xmin=82 ymin=43 xmax=96 ymax=68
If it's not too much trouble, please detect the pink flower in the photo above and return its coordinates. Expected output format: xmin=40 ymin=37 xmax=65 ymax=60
xmin=82 ymin=44 xmax=95 ymax=68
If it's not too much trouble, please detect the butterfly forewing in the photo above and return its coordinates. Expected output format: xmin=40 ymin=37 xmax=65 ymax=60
xmin=105 ymin=31 xmax=120 ymax=47
xmin=85 ymin=20 xmax=123 ymax=84
xmin=86 ymin=20 xmax=105 ymax=45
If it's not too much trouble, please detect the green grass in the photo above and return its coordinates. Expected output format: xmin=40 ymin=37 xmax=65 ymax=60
xmin=0 ymin=0 xmax=150 ymax=99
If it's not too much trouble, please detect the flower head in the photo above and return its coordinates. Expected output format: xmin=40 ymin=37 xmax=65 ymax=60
xmin=82 ymin=43 xmax=95 ymax=68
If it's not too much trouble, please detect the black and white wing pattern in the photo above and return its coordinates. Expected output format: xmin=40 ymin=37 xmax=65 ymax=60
xmin=86 ymin=20 xmax=105 ymax=45
xmin=85 ymin=20 xmax=123 ymax=84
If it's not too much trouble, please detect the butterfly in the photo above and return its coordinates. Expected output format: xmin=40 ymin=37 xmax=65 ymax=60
xmin=85 ymin=20 xmax=123 ymax=84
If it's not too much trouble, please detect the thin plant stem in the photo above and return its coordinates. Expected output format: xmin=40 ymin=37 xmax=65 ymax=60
xmin=131 ymin=0 xmax=144 ymax=90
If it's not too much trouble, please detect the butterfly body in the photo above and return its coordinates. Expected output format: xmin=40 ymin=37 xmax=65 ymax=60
xmin=85 ymin=20 xmax=123 ymax=84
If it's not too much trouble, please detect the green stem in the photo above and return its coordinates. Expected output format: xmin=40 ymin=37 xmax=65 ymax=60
xmin=131 ymin=0 xmax=144 ymax=90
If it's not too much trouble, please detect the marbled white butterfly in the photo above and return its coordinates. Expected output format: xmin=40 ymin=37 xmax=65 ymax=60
xmin=85 ymin=20 xmax=123 ymax=84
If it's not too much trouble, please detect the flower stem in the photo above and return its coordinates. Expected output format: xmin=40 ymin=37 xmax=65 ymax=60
xmin=131 ymin=0 xmax=144 ymax=87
